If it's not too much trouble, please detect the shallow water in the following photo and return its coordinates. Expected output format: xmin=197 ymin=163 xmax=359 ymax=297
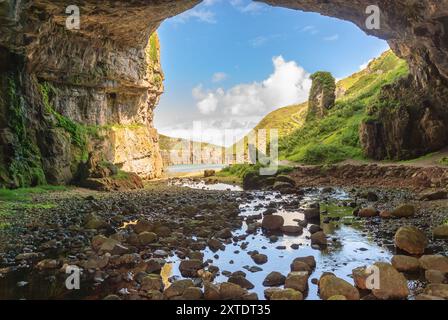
xmin=167 ymin=164 xmax=226 ymax=174
xmin=162 ymin=183 xmax=393 ymax=300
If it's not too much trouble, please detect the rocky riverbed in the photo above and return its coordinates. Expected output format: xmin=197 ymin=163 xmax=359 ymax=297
xmin=0 ymin=178 xmax=447 ymax=300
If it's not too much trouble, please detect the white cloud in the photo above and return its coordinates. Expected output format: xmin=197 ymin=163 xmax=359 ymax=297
xmin=230 ymin=0 xmax=265 ymax=13
xmin=172 ymin=8 xmax=217 ymax=24
xmin=300 ymin=25 xmax=319 ymax=35
xmin=323 ymin=34 xmax=340 ymax=41
xmin=212 ymin=72 xmax=228 ymax=83
xmin=193 ymin=56 xmax=312 ymax=118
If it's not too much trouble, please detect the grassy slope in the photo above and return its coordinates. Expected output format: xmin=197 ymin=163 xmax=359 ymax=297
xmin=280 ymin=50 xmax=409 ymax=164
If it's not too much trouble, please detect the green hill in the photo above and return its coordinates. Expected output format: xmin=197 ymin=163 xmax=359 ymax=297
xmin=279 ymin=50 xmax=409 ymax=164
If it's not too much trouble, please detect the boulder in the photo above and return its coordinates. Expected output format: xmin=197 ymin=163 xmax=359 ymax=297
xmin=358 ymin=207 xmax=378 ymax=218
xmin=204 ymin=281 xmax=220 ymax=300
xmin=215 ymin=228 xmax=232 ymax=239
xmin=91 ymin=235 xmax=109 ymax=251
xmin=370 ymin=262 xmax=410 ymax=300
xmin=270 ymin=288 xmax=303 ymax=300
xmin=308 ymin=225 xmax=322 ymax=234
xmin=252 ymin=254 xmax=268 ymax=265
xmin=391 ymin=255 xmax=420 ymax=272
xmin=262 ymin=272 xmax=286 ymax=287
xmin=273 ymin=181 xmax=294 ymax=192
xmin=290 ymin=261 xmax=312 ymax=273
xmin=285 ymin=271 xmax=309 ymax=293
xmin=311 ymin=231 xmax=327 ymax=246
xmin=319 ymin=275 xmax=359 ymax=300
xmin=433 ymin=224 xmax=448 ymax=239
xmin=207 ymin=238 xmax=225 ymax=252
xmin=182 ymin=287 xmax=203 ymax=300
xmin=261 ymin=215 xmax=284 ymax=231
xmin=425 ymin=270 xmax=446 ymax=284
xmin=419 ymin=255 xmax=448 ymax=273
xmin=394 ymin=226 xmax=428 ymax=254
xmin=141 ymin=274 xmax=163 ymax=291
xmin=281 ymin=225 xmax=303 ymax=235
xmin=163 ymin=279 xmax=194 ymax=299
xmin=138 ymin=232 xmax=158 ymax=245
xmin=391 ymin=204 xmax=415 ymax=218
xmin=133 ymin=220 xmax=153 ymax=234
xmin=304 ymin=208 xmax=320 ymax=222
xmin=424 ymin=284 xmax=448 ymax=299
xmin=84 ymin=213 xmax=108 ymax=230
xmin=228 ymin=275 xmax=254 ymax=290
xmin=179 ymin=259 xmax=203 ymax=278
xmin=275 ymin=175 xmax=296 ymax=186
xmin=292 ymin=256 xmax=316 ymax=269
xmin=219 ymin=282 xmax=247 ymax=300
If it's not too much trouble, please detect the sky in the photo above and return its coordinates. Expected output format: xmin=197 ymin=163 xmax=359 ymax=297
xmin=154 ymin=0 xmax=389 ymax=146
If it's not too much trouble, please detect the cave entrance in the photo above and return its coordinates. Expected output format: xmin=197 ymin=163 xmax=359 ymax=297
xmin=153 ymin=0 xmax=402 ymax=171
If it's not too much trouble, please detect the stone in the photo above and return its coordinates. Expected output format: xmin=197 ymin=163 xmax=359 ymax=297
xmin=419 ymin=190 xmax=447 ymax=201
xmin=311 ymin=231 xmax=327 ymax=246
xmin=146 ymin=258 xmax=165 ymax=273
xmin=352 ymin=266 xmax=370 ymax=290
xmin=242 ymin=292 xmax=259 ymax=300
xmin=273 ymin=181 xmax=294 ymax=191
xmin=358 ymin=207 xmax=378 ymax=218
xmin=84 ymin=213 xmax=108 ymax=229
xmin=182 ymin=287 xmax=203 ymax=300
xmin=252 ymin=254 xmax=268 ymax=265
xmin=319 ymin=275 xmax=359 ymax=300
xmin=425 ymin=270 xmax=446 ymax=284
xmin=391 ymin=255 xmax=420 ymax=273
xmin=419 ymin=255 xmax=448 ymax=273
xmin=280 ymin=225 xmax=303 ymax=235
xmin=370 ymin=262 xmax=410 ymax=300
xmin=379 ymin=210 xmax=392 ymax=219
xmin=304 ymin=208 xmax=320 ymax=221
xmin=215 ymin=228 xmax=232 ymax=239
xmin=141 ymin=274 xmax=163 ymax=291
xmin=262 ymin=272 xmax=286 ymax=287
xmin=91 ymin=235 xmax=109 ymax=251
xmin=391 ymin=204 xmax=415 ymax=218
xmin=207 ymin=238 xmax=225 ymax=252
xmin=275 ymin=175 xmax=296 ymax=186
xmin=138 ymin=231 xmax=158 ymax=245
xmin=204 ymin=281 xmax=220 ymax=300
xmin=270 ymin=288 xmax=303 ymax=300
xmin=163 ymin=279 xmax=194 ymax=299
xmin=424 ymin=284 xmax=448 ymax=299
xmin=433 ymin=225 xmax=448 ymax=239
xmin=204 ymin=170 xmax=215 ymax=178
xmin=133 ymin=220 xmax=153 ymax=234
xmin=285 ymin=271 xmax=309 ymax=293
xmin=308 ymin=225 xmax=322 ymax=234
xmin=394 ymin=226 xmax=428 ymax=254
xmin=99 ymin=238 xmax=129 ymax=255
xmin=292 ymin=256 xmax=316 ymax=269
xmin=228 ymin=275 xmax=254 ymax=290
xmin=290 ymin=261 xmax=311 ymax=273
xmin=219 ymin=282 xmax=247 ymax=300
xmin=179 ymin=259 xmax=203 ymax=278
xmin=36 ymin=259 xmax=60 ymax=270
xmin=261 ymin=215 xmax=284 ymax=231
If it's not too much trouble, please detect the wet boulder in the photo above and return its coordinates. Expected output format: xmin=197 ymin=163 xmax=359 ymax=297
xmin=179 ymin=259 xmax=203 ymax=278
xmin=251 ymin=253 xmax=268 ymax=265
xmin=270 ymin=288 xmax=303 ymax=300
xmin=424 ymin=284 xmax=448 ymax=299
xmin=391 ymin=255 xmax=420 ymax=273
xmin=304 ymin=208 xmax=320 ymax=222
xmin=358 ymin=207 xmax=379 ymax=218
xmin=281 ymin=225 xmax=303 ymax=235
xmin=285 ymin=271 xmax=309 ymax=293
xmin=228 ymin=275 xmax=254 ymax=290
xmin=138 ymin=232 xmax=158 ymax=245
xmin=419 ymin=255 xmax=448 ymax=273
xmin=370 ymin=262 xmax=410 ymax=300
xmin=391 ymin=204 xmax=415 ymax=218
xmin=263 ymin=272 xmax=286 ymax=287
xmin=319 ymin=274 xmax=360 ymax=300
xmin=394 ymin=226 xmax=428 ymax=254
xmin=219 ymin=282 xmax=247 ymax=300
xmin=433 ymin=224 xmax=448 ymax=239
xmin=425 ymin=270 xmax=446 ymax=284
xmin=311 ymin=231 xmax=327 ymax=246
xmin=261 ymin=215 xmax=284 ymax=231
xmin=163 ymin=279 xmax=195 ymax=299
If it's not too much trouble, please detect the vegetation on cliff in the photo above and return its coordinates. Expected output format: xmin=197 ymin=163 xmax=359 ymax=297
xmin=280 ymin=50 xmax=409 ymax=164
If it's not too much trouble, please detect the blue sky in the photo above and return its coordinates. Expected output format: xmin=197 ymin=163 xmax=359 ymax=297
xmin=154 ymin=0 xmax=389 ymax=146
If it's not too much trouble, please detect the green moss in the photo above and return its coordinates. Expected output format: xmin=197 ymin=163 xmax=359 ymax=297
xmin=3 ymin=74 xmax=46 ymax=187
xmin=113 ymin=170 xmax=130 ymax=180
xmin=310 ymin=72 xmax=336 ymax=92
xmin=149 ymin=33 xmax=159 ymax=65
xmin=440 ymin=157 xmax=448 ymax=166
xmin=0 ymin=185 xmax=67 ymax=201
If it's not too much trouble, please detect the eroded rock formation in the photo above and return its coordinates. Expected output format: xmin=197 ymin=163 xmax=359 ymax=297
xmin=1 ymin=0 xmax=447 ymax=187
xmin=307 ymin=71 xmax=336 ymax=119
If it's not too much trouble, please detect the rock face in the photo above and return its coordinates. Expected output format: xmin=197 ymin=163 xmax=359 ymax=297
xmin=0 ymin=1 xmax=198 ymax=187
xmin=263 ymin=0 xmax=448 ymax=160
xmin=307 ymin=72 xmax=336 ymax=119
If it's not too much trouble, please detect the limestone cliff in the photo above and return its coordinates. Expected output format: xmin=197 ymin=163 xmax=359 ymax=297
xmin=0 ymin=0 xmax=200 ymax=187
